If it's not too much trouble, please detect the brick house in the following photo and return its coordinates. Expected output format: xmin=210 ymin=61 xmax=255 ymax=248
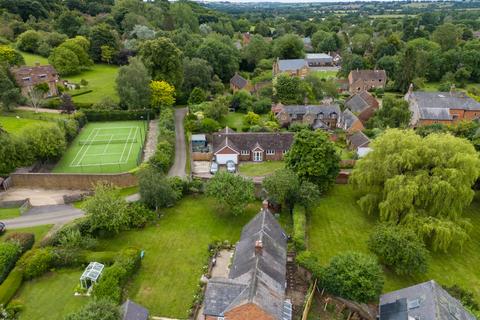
xmin=344 ymin=90 xmax=379 ymax=123
xmin=348 ymin=70 xmax=387 ymax=94
xmin=338 ymin=109 xmax=364 ymax=134
xmin=212 ymin=128 xmax=293 ymax=164
xmin=10 ymin=63 xmax=59 ymax=97
xmin=230 ymin=73 xmax=252 ymax=93
xmin=203 ymin=203 xmax=292 ymax=320
xmin=272 ymin=104 xmax=341 ymax=130
xmin=379 ymin=280 xmax=476 ymax=320
xmin=405 ymin=85 xmax=480 ymax=127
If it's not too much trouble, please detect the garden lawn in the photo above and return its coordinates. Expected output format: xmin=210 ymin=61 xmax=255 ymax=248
xmin=96 ymin=196 xmax=263 ymax=318
xmin=15 ymin=268 xmax=88 ymax=320
xmin=0 ymin=207 xmax=20 ymax=220
xmin=222 ymin=112 xmax=245 ymax=131
xmin=0 ymin=116 xmax=44 ymax=134
xmin=308 ymin=185 xmax=480 ymax=301
xmin=64 ymin=64 xmax=119 ymax=104
xmin=20 ymin=52 xmax=49 ymax=66
xmin=239 ymin=161 xmax=285 ymax=177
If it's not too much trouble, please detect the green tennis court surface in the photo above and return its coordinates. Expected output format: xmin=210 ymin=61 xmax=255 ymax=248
xmin=54 ymin=121 xmax=147 ymax=173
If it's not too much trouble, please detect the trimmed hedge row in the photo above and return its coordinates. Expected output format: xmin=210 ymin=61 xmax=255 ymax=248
xmin=4 ymin=233 xmax=34 ymax=253
xmin=17 ymin=247 xmax=56 ymax=280
xmin=0 ymin=242 xmax=22 ymax=284
xmin=81 ymin=109 xmax=154 ymax=122
xmin=292 ymin=206 xmax=306 ymax=251
xmin=150 ymin=108 xmax=175 ymax=173
xmin=0 ymin=267 xmax=23 ymax=305
xmin=93 ymin=248 xmax=142 ymax=303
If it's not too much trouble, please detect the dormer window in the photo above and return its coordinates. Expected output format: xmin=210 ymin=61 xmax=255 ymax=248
xmin=22 ymin=77 xmax=31 ymax=81
xmin=318 ymin=112 xmax=324 ymax=119
xmin=38 ymin=74 xmax=47 ymax=79
xmin=330 ymin=112 xmax=337 ymax=119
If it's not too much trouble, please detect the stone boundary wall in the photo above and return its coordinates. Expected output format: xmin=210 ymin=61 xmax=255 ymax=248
xmin=11 ymin=172 xmax=137 ymax=190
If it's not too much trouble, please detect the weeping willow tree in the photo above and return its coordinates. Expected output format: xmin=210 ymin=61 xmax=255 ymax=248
xmin=351 ymin=129 xmax=480 ymax=252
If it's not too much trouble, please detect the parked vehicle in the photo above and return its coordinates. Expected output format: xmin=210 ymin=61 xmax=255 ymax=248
xmin=226 ymin=160 xmax=236 ymax=173
xmin=0 ymin=222 xmax=6 ymax=234
xmin=210 ymin=161 xmax=219 ymax=174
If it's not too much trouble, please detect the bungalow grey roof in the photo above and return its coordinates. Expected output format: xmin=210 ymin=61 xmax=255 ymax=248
xmin=230 ymin=73 xmax=249 ymax=89
xmin=340 ymin=109 xmax=359 ymax=130
xmin=213 ymin=132 xmax=294 ymax=154
xmin=348 ymin=131 xmax=370 ymax=149
xmin=121 ymin=300 xmax=149 ymax=320
xmin=305 ymin=53 xmax=333 ymax=64
xmin=379 ymin=280 xmax=476 ymax=320
xmin=204 ymin=208 xmax=290 ymax=320
xmin=277 ymin=59 xmax=307 ymax=71
xmin=410 ymin=91 xmax=480 ymax=111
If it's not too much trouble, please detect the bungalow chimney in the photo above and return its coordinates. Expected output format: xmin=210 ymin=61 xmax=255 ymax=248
xmin=408 ymin=83 xmax=414 ymax=94
xmin=255 ymin=240 xmax=263 ymax=255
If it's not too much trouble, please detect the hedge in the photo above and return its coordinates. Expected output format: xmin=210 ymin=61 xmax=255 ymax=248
xmin=292 ymin=206 xmax=306 ymax=251
xmin=0 ymin=242 xmax=22 ymax=284
xmin=4 ymin=233 xmax=34 ymax=253
xmin=0 ymin=267 xmax=23 ymax=305
xmin=81 ymin=109 xmax=154 ymax=122
xmin=83 ymin=251 xmax=116 ymax=265
xmin=296 ymin=251 xmax=322 ymax=278
xmin=17 ymin=247 xmax=56 ymax=280
xmin=150 ymin=108 xmax=175 ymax=173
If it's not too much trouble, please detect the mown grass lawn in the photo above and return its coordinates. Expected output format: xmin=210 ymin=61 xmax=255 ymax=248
xmin=1 ymin=225 xmax=53 ymax=245
xmin=221 ymin=112 xmax=245 ymax=131
xmin=15 ymin=268 xmax=88 ymax=320
xmin=308 ymin=185 xmax=480 ymax=300
xmin=239 ymin=161 xmax=285 ymax=177
xmin=0 ymin=116 xmax=44 ymax=134
xmin=95 ymin=195 xmax=266 ymax=318
xmin=65 ymin=64 xmax=119 ymax=104
xmin=21 ymin=52 xmax=49 ymax=66
xmin=0 ymin=207 xmax=21 ymax=220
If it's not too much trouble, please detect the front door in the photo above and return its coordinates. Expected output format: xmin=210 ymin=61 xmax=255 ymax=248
xmin=253 ymin=151 xmax=263 ymax=162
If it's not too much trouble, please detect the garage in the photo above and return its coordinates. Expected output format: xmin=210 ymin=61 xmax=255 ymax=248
xmin=214 ymin=139 xmax=239 ymax=165
xmin=216 ymin=153 xmax=238 ymax=165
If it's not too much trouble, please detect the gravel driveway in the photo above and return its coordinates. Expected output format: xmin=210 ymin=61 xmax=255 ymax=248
xmin=3 ymin=204 xmax=84 ymax=229
xmin=168 ymin=108 xmax=188 ymax=178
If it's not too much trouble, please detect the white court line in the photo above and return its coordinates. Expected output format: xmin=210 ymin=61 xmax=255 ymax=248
xmin=122 ymin=127 xmax=138 ymax=164
xmin=102 ymin=134 xmax=114 ymax=154
xmin=70 ymin=128 xmax=98 ymax=166
xmin=84 ymin=153 xmax=123 ymax=157
xmin=75 ymin=128 xmax=101 ymax=167
xmin=118 ymin=127 xmax=134 ymax=164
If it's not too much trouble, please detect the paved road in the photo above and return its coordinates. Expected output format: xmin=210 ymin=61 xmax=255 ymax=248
xmin=168 ymin=108 xmax=188 ymax=178
xmin=3 ymin=205 xmax=84 ymax=229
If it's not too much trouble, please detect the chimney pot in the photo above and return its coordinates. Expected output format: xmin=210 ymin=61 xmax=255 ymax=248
xmin=262 ymin=200 xmax=269 ymax=210
xmin=255 ymin=240 xmax=263 ymax=255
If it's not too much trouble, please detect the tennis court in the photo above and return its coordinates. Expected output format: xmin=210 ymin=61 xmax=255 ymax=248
xmin=54 ymin=121 xmax=147 ymax=173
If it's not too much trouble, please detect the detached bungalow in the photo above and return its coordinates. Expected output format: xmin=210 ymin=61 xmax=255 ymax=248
xmin=10 ymin=63 xmax=59 ymax=97
xmin=203 ymin=202 xmax=292 ymax=320
xmin=379 ymin=280 xmax=476 ymax=320
xmin=212 ymin=128 xmax=293 ymax=164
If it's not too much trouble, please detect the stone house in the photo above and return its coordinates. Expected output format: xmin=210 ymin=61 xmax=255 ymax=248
xmin=272 ymin=104 xmax=341 ymax=130
xmin=338 ymin=109 xmax=364 ymax=134
xmin=405 ymin=85 xmax=480 ymax=127
xmin=379 ymin=280 xmax=476 ymax=320
xmin=346 ymin=131 xmax=370 ymax=151
xmin=10 ymin=63 xmax=59 ymax=97
xmin=272 ymin=53 xmax=334 ymax=77
xmin=212 ymin=128 xmax=293 ymax=164
xmin=230 ymin=73 xmax=252 ymax=93
xmin=203 ymin=203 xmax=292 ymax=320
xmin=348 ymin=70 xmax=387 ymax=94
xmin=344 ymin=90 xmax=379 ymax=123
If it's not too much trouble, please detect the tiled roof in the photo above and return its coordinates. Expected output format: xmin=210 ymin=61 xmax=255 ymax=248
xmin=411 ymin=91 xmax=480 ymax=111
xmin=345 ymin=91 xmax=378 ymax=113
xmin=340 ymin=109 xmax=360 ymax=130
xmin=213 ymin=131 xmax=294 ymax=154
xmin=204 ymin=209 xmax=289 ymax=319
xmin=277 ymin=59 xmax=307 ymax=71
xmin=347 ymin=131 xmax=370 ymax=149
xmin=349 ymin=70 xmax=387 ymax=83
xmin=305 ymin=53 xmax=333 ymax=63
xmin=230 ymin=73 xmax=249 ymax=89
xmin=10 ymin=65 xmax=58 ymax=87
xmin=121 ymin=300 xmax=149 ymax=320
xmin=419 ymin=107 xmax=452 ymax=121
xmin=380 ymin=280 xmax=476 ymax=320
xmin=277 ymin=104 xmax=341 ymax=117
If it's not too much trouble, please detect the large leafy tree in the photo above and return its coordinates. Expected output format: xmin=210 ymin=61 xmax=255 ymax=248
xmin=351 ymin=129 xmax=480 ymax=252
xmin=150 ymin=80 xmax=176 ymax=110
xmin=242 ymin=34 xmax=271 ymax=67
xmin=368 ymin=224 xmax=429 ymax=275
xmin=432 ymin=23 xmax=459 ymax=51
xmin=89 ymin=23 xmax=120 ymax=62
xmin=116 ymin=57 xmax=151 ymax=109
xmin=182 ymin=57 xmax=213 ymax=93
xmin=196 ymin=36 xmax=239 ymax=82
xmin=205 ymin=172 xmax=255 ymax=216
xmin=273 ymin=33 xmax=304 ymax=59
xmin=139 ymin=37 xmax=183 ymax=90
xmin=0 ymin=67 xmax=21 ymax=111
xmin=65 ymin=298 xmax=120 ymax=320
xmin=366 ymin=96 xmax=411 ymax=129
xmin=0 ymin=46 xmax=25 ymax=66
xmin=138 ymin=166 xmax=181 ymax=210
xmin=320 ymin=251 xmax=384 ymax=303
xmin=285 ymin=130 xmax=340 ymax=193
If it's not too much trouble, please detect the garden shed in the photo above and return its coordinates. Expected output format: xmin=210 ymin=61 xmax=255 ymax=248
xmin=80 ymin=262 xmax=104 ymax=289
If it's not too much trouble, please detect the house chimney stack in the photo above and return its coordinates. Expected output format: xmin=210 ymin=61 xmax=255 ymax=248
xmin=35 ymin=62 xmax=40 ymax=67
xmin=255 ymin=240 xmax=263 ymax=255
xmin=408 ymin=83 xmax=414 ymax=95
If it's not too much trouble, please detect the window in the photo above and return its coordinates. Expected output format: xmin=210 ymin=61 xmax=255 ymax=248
xmin=283 ymin=150 xmax=288 ymax=155
xmin=318 ymin=112 xmax=324 ymax=119
xmin=253 ymin=151 xmax=263 ymax=162
xmin=330 ymin=112 xmax=337 ymax=119
xmin=241 ymin=150 xmax=249 ymax=155
xmin=38 ymin=74 xmax=47 ymax=79
xmin=22 ymin=77 xmax=31 ymax=81
xmin=266 ymin=150 xmax=275 ymax=155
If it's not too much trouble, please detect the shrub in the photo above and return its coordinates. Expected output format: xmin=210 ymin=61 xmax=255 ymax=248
xmin=295 ymin=251 xmax=322 ymax=278
xmin=320 ymin=251 xmax=384 ymax=303
xmin=114 ymin=248 xmax=141 ymax=277
xmin=0 ymin=242 xmax=22 ymax=284
xmin=150 ymin=140 xmax=174 ymax=173
xmin=83 ymin=251 xmax=116 ymax=265
xmin=57 ymin=229 xmax=97 ymax=250
xmin=4 ymin=233 xmax=34 ymax=253
xmin=65 ymin=298 xmax=120 ymax=320
xmin=138 ymin=166 xmax=181 ymax=209
xmin=92 ymin=264 xmax=126 ymax=303
xmin=292 ymin=206 xmax=306 ymax=251
xmin=21 ymin=122 xmax=67 ymax=161
xmin=52 ymin=248 xmax=85 ymax=268
xmin=124 ymin=202 xmax=156 ymax=229
xmin=17 ymin=247 xmax=56 ymax=280
xmin=368 ymin=224 xmax=429 ymax=275
xmin=0 ymin=267 xmax=23 ymax=305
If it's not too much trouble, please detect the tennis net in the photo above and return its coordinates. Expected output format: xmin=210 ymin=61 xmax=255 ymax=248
xmin=78 ymin=138 xmax=137 ymax=146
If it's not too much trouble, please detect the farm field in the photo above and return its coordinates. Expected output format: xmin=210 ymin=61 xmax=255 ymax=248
xmin=53 ymin=121 xmax=147 ymax=173
xmin=308 ymin=185 xmax=480 ymax=300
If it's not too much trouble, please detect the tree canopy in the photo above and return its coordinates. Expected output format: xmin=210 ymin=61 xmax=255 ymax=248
xmin=351 ymin=129 xmax=480 ymax=252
